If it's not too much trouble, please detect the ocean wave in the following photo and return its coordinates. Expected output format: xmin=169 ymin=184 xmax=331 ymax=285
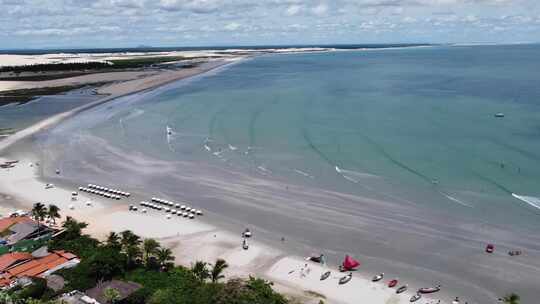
xmin=512 ymin=194 xmax=540 ymax=211
xmin=294 ymin=169 xmax=314 ymax=179
xmin=441 ymin=192 xmax=473 ymax=208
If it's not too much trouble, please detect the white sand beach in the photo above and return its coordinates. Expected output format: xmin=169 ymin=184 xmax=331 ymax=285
xmin=0 ymin=156 xmax=421 ymax=304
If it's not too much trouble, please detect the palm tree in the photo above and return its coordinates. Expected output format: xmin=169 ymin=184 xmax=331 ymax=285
xmin=62 ymin=216 xmax=88 ymax=240
xmin=47 ymin=204 xmax=61 ymax=225
xmin=210 ymin=258 xmax=229 ymax=283
xmin=120 ymin=230 xmax=142 ymax=267
xmin=106 ymin=232 xmax=121 ymax=248
xmin=103 ymin=287 xmax=121 ymax=304
xmin=191 ymin=261 xmax=209 ymax=282
xmin=31 ymin=202 xmax=47 ymax=232
xmin=142 ymin=238 xmax=160 ymax=264
xmin=503 ymin=293 xmax=520 ymax=304
xmin=120 ymin=230 xmax=141 ymax=248
xmin=155 ymin=247 xmax=175 ymax=271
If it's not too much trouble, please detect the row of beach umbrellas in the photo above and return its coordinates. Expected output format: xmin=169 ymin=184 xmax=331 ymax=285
xmin=150 ymin=197 xmax=203 ymax=215
xmin=78 ymin=187 xmax=121 ymax=200
xmin=131 ymin=202 xmax=202 ymax=219
xmin=86 ymin=184 xmax=130 ymax=197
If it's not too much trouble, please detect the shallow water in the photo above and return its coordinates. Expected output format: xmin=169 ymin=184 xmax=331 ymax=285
xmin=36 ymin=45 xmax=540 ymax=303
xmin=80 ymin=45 xmax=540 ymax=228
xmin=0 ymin=88 xmax=101 ymax=133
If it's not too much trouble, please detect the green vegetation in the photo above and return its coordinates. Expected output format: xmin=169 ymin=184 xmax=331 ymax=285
xmin=0 ymin=62 xmax=111 ymax=73
xmin=503 ymin=293 xmax=520 ymax=304
xmin=107 ymin=56 xmax=189 ymax=69
xmin=0 ymin=128 xmax=15 ymax=136
xmin=0 ymin=85 xmax=89 ymax=106
xmin=0 ymin=56 xmax=200 ymax=75
xmin=40 ymin=215 xmax=288 ymax=304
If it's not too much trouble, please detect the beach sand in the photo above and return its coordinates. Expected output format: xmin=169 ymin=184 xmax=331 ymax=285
xmin=2 ymin=50 xmax=539 ymax=304
xmin=0 ymin=56 xmax=425 ymax=303
xmin=0 ymin=155 xmax=417 ymax=304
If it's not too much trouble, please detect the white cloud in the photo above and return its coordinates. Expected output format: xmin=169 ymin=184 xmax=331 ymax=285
xmin=285 ymin=4 xmax=302 ymax=16
xmin=312 ymin=3 xmax=328 ymax=16
xmin=224 ymin=22 xmax=241 ymax=31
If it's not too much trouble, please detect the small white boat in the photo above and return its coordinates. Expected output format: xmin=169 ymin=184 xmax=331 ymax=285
xmin=410 ymin=293 xmax=422 ymax=302
xmin=372 ymin=273 xmax=384 ymax=282
xmin=339 ymin=273 xmax=352 ymax=285
xmin=167 ymin=126 xmax=173 ymax=135
xmin=494 ymin=113 xmax=505 ymax=118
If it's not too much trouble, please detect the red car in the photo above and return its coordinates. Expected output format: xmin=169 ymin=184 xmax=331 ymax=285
xmin=486 ymin=244 xmax=495 ymax=253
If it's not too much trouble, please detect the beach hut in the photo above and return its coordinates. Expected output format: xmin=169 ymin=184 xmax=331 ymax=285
xmin=188 ymin=214 xmax=194 ymax=219
xmin=196 ymin=210 xmax=203 ymax=216
xmin=166 ymin=214 xmax=171 ymax=219
xmin=171 ymin=210 xmax=177 ymax=215
xmin=69 ymin=204 xmax=74 ymax=210
xmin=129 ymin=205 xmax=134 ymax=210
xmin=180 ymin=205 xmax=186 ymax=210
xmin=78 ymin=187 xmax=83 ymax=191
xmin=185 ymin=207 xmax=191 ymax=212
xmin=126 ymin=193 xmax=131 ymax=197
xmin=86 ymin=201 xmax=92 ymax=206
xmin=165 ymin=208 xmax=171 ymax=213
xmin=142 ymin=209 xmax=147 ymax=213
xmin=133 ymin=206 xmax=138 ymax=211
xmin=182 ymin=212 xmax=188 ymax=217
xmin=175 ymin=204 xmax=180 ymax=209
xmin=177 ymin=212 xmax=183 ymax=217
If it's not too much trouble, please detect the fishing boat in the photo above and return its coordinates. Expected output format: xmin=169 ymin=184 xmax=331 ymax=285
xmin=418 ymin=285 xmax=441 ymax=294
xmin=338 ymin=273 xmax=352 ymax=285
xmin=410 ymin=293 xmax=422 ymax=302
xmin=339 ymin=255 xmax=360 ymax=272
xmin=372 ymin=273 xmax=384 ymax=282
xmin=494 ymin=113 xmax=505 ymax=118
xmin=396 ymin=285 xmax=408 ymax=294
xmin=320 ymin=271 xmax=331 ymax=281
xmin=388 ymin=279 xmax=398 ymax=288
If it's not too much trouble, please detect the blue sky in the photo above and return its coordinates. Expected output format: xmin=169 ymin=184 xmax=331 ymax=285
xmin=1 ymin=0 xmax=539 ymax=49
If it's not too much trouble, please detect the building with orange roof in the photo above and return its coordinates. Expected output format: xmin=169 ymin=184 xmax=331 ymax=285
xmin=0 ymin=217 xmax=34 ymax=233
xmin=0 ymin=252 xmax=33 ymax=272
xmin=0 ymin=250 xmax=79 ymax=288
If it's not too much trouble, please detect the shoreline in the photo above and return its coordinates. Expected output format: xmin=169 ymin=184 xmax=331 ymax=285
xmin=0 ymin=54 xmax=423 ymax=304
xmin=0 ymin=58 xmax=239 ymax=153
xmin=1 ymin=48 xmax=538 ymax=304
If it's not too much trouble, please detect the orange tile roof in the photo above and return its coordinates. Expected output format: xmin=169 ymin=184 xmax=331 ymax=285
xmin=0 ymin=217 xmax=34 ymax=232
xmin=0 ymin=252 xmax=33 ymax=272
xmin=0 ymin=251 xmax=77 ymax=284
xmin=6 ymin=260 xmax=40 ymax=277
xmin=55 ymin=251 xmax=77 ymax=260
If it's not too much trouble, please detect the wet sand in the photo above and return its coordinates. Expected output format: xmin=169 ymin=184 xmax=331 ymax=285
xmin=1 ymin=56 xmax=540 ymax=303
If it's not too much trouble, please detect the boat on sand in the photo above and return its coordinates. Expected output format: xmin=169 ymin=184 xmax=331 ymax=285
xmin=339 ymin=255 xmax=360 ymax=272
xmin=339 ymin=273 xmax=352 ymax=285
xmin=418 ymin=285 xmax=441 ymax=294
xmin=396 ymin=285 xmax=408 ymax=294
xmin=388 ymin=279 xmax=398 ymax=288
xmin=320 ymin=271 xmax=331 ymax=281
xmin=410 ymin=293 xmax=421 ymax=302
xmin=372 ymin=273 xmax=384 ymax=282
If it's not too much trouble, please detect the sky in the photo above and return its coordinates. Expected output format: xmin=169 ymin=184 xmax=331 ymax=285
xmin=1 ymin=0 xmax=539 ymax=49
